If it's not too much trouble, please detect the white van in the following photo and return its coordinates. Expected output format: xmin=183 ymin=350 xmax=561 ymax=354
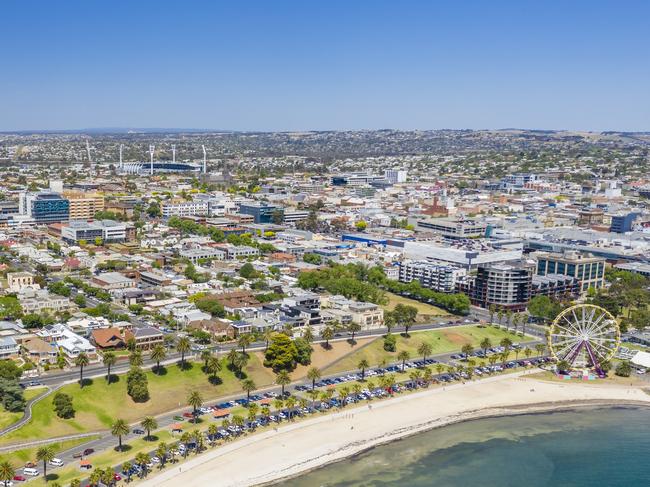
xmin=23 ymin=467 xmax=39 ymax=476
xmin=50 ymin=458 xmax=64 ymax=467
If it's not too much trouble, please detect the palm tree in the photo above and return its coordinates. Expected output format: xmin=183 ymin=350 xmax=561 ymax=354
xmin=179 ymin=432 xmax=191 ymax=458
xmin=36 ymin=445 xmax=55 ymax=480
xmin=347 ymin=322 xmax=361 ymax=342
xmin=357 ymin=359 xmax=369 ymax=380
xmin=506 ymin=311 xmax=513 ymax=332
xmin=303 ymin=326 xmax=314 ymax=343
xmin=263 ymin=328 xmax=274 ymax=351
xmin=207 ymin=424 xmax=219 ymax=445
xmin=141 ymin=416 xmax=158 ymax=440
xmin=307 ymin=389 xmax=319 ymax=408
xmin=187 ymin=390 xmax=203 ymax=419
xmin=307 ymin=366 xmax=321 ymax=391
xmin=379 ymin=357 xmax=388 ymax=374
xmin=524 ymin=347 xmax=532 ymax=360
xmin=121 ymin=461 xmax=133 ymax=482
xmin=247 ymin=402 xmax=259 ymax=422
xmin=409 ymin=369 xmax=422 ymax=387
xmin=226 ymin=349 xmax=239 ymax=369
xmin=101 ymin=468 xmax=114 ymax=486
xmin=237 ymin=333 xmax=253 ymax=354
xmin=89 ymin=468 xmax=103 ymax=486
xmin=321 ymin=326 xmax=334 ymax=348
xmin=480 ymin=337 xmax=492 ymax=356
xmin=500 ymin=337 xmax=513 ymax=351
xmin=273 ymin=397 xmax=284 ymax=412
xmin=497 ymin=310 xmax=504 ymax=328
xmin=102 ymin=351 xmax=116 ymax=383
xmin=129 ymin=350 xmax=143 ymax=367
xmin=0 ymin=460 xmax=15 ymax=487
xmin=176 ymin=336 xmax=191 ymax=366
xmin=70 ymin=480 xmax=81 ymax=487
xmin=200 ymin=349 xmax=212 ymax=369
xmin=206 ymin=355 xmax=222 ymax=382
xmin=191 ymin=429 xmax=203 ymax=454
xmin=422 ymin=367 xmax=433 ymax=384
xmin=339 ymin=386 xmax=350 ymax=405
xmin=435 ymin=363 xmax=445 ymax=376
xmin=461 ymin=343 xmax=473 ymax=360
xmin=488 ymin=304 xmax=496 ymax=326
xmin=156 ymin=442 xmax=168 ymax=467
xmin=75 ymin=351 xmax=90 ymax=387
xmin=397 ymin=350 xmax=410 ymax=371
xmin=285 ymin=396 xmax=297 ymax=419
xmin=135 ymin=452 xmax=150 ymax=478
xmin=275 ymin=370 xmax=291 ymax=396
xmin=151 ymin=344 xmax=167 ymax=373
xmin=417 ymin=342 xmax=433 ymax=364
xmin=111 ymin=418 xmax=130 ymax=451
xmin=241 ymin=378 xmax=256 ymax=402
xmin=261 ymin=405 xmax=271 ymax=419
xmin=535 ymin=343 xmax=546 ymax=357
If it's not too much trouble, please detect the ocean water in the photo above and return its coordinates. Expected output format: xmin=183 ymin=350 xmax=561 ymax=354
xmin=281 ymin=407 xmax=650 ymax=487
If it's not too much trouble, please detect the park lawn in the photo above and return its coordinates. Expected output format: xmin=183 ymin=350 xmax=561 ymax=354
xmin=0 ymin=387 xmax=47 ymax=430
xmin=382 ymin=292 xmax=449 ymax=321
xmin=2 ymin=436 xmax=99 ymax=469
xmin=0 ymin=354 xmax=277 ymax=446
xmin=323 ymin=325 xmax=523 ymax=375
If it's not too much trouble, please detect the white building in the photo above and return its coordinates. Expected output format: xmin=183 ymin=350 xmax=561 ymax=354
xmin=161 ymin=199 xmax=209 ymax=218
xmin=384 ymin=169 xmax=407 ymax=184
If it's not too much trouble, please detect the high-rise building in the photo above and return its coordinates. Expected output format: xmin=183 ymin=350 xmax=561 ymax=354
xmin=384 ymin=169 xmax=407 ymax=184
xmin=19 ymin=192 xmax=70 ymax=224
xmin=398 ymin=260 xmax=466 ymax=293
xmin=469 ymin=261 xmax=534 ymax=311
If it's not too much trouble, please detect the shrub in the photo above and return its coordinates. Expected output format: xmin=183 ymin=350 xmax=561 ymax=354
xmin=126 ymin=367 xmax=150 ymax=402
xmin=53 ymin=392 xmax=75 ymax=418
xmin=383 ymin=333 xmax=397 ymax=352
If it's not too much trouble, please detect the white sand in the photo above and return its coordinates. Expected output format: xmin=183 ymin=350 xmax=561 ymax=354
xmin=141 ymin=372 xmax=649 ymax=487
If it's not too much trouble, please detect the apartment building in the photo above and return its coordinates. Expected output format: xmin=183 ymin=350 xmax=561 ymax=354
xmin=161 ymin=199 xmax=209 ymax=218
xmin=398 ymin=260 xmax=466 ymax=293
xmin=61 ymin=220 xmax=130 ymax=245
xmin=63 ymin=191 xmax=105 ymax=220
xmin=468 ymin=261 xmax=534 ymax=311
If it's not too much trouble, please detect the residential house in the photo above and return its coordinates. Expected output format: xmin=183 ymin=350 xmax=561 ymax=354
xmin=124 ymin=326 xmax=164 ymax=350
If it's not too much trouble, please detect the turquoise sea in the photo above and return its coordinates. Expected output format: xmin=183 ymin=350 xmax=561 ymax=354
xmin=281 ymin=407 xmax=650 ymax=487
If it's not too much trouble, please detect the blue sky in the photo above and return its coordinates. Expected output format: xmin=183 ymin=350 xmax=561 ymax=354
xmin=1 ymin=1 xmax=648 ymax=131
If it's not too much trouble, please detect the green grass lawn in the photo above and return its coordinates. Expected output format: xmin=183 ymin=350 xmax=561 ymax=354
xmin=382 ymin=292 xmax=449 ymax=320
xmin=0 ymin=387 xmax=47 ymax=430
xmin=323 ymin=325 xmax=524 ymax=375
xmin=1 ymin=436 xmax=99 ymax=469
xmin=0 ymin=355 xmax=276 ymax=446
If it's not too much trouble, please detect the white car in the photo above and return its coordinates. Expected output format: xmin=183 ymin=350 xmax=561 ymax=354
xmin=50 ymin=458 xmax=64 ymax=467
xmin=23 ymin=468 xmax=39 ymax=476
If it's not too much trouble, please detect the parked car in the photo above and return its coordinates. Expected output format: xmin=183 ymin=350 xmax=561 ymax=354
xmin=49 ymin=458 xmax=64 ymax=467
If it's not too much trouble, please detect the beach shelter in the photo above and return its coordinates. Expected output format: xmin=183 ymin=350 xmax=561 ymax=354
xmin=213 ymin=408 xmax=231 ymax=419
xmin=80 ymin=459 xmax=92 ymax=470
xmin=170 ymin=423 xmax=183 ymax=432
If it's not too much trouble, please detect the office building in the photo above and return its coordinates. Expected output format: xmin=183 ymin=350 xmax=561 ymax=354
xmin=610 ymin=213 xmax=637 ymax=233
xmin=384 ymin=169 xmax=407 ymax=184
xmin=61 ymin=220 xmax=130 ymax=245
xmin=534 ymin=251 xmax=605 ymax=293
xmin=19 ymin=191 xmax=70 ymax=224
xmin=239 ymin=202 xmax=283 ymax=224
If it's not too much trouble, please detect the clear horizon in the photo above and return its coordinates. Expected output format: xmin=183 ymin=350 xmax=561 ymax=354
xmin=1 ymin=0 xmax=649 ymax=132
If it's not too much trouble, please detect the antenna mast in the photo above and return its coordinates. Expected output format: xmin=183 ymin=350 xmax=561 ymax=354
xmin=202 ymin=145 xmax=207 ymax=174
xmin=149 ymin=145 xmax=155 ymax=175
xmin=172 ymin=144 xmax=176 ymax=164
xmin=119 ymin=144 xmax=124 ymax=169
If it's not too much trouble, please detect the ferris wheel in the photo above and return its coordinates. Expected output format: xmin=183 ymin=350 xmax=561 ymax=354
xmin=548 ymin=304 xmax=620 ymax=376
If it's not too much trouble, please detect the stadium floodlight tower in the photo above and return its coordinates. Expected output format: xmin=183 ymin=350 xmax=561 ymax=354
xmin=202 ymin=145 xmax=207 ymax=174
xmin=172 ymin=144 xmax=176 ymax=164
xmin=149 ymin=145 xmax=155 ymax=175
xmin=119 ymin=144 xmax=124 ymax=169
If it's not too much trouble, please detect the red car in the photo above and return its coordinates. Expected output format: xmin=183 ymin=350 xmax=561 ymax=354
xmin=113 ymin=473 xmax=122 ymax=481
xmin=182 ymin=412 xmax=193 ymax=418
xmin=13 ymin=475 xmax=27 ymax=481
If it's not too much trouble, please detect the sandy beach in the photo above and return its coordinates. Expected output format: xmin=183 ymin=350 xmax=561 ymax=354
xmin=140 ymin=372 xmax=650 ymax=487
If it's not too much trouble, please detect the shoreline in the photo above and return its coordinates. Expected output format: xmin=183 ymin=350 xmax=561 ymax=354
xmin=262 ymin=399 xmax=650 ymax=486
xmin=139 ymin=373 xmax=650 ymax=487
